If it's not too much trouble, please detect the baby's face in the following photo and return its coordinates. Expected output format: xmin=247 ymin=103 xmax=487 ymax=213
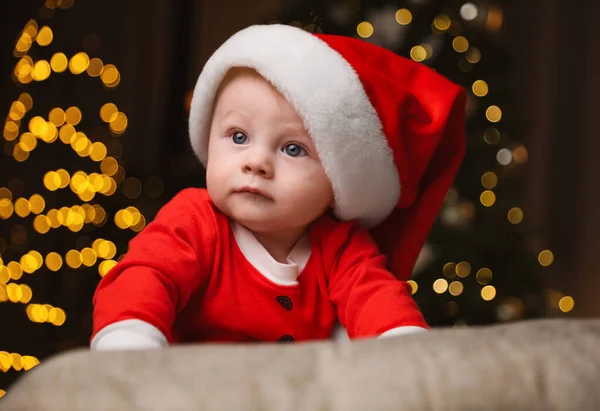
xmin=206 ymin=68 xmax=334 ymax=237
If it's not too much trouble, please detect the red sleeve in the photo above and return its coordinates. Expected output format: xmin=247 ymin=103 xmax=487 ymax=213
xmin=91 ymin=188 xmax=217 ymax=342
xmin=325 ymin=220 xmax=429 ymax=339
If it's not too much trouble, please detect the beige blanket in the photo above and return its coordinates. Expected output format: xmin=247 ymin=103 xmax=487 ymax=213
xmin=2 ymin=318 xmax=600 ymax=411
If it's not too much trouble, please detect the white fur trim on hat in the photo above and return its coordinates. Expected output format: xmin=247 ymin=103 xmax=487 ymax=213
xmin=189 ymin=24 xmax=400 ymax=227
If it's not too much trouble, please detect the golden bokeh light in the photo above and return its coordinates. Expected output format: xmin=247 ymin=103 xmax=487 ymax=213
xmin=472 ymin=80 xmax=489 ymax=97
xmin=18 ymin=132 xmax=37 ymax=152
xmin=14 ymin=198 xmax=32 ymax=218
xmin=357 ymin=22 xmax=374 ymax=38
xmin=443 ymin=262 xmax=457 ymax=279
xmin=100 ymin=103 xmax=118 ymax=122
xmin=65 ymin=250 xmax=83 ymax=269
xmin=466 ymin=47 xmax=481 ymax=63
xmin=81 ymin=247 xmax=97 ymax=267
xmin=410 ymin=45 xmax=427 ymax=62
xmin=433 ymin=278 xmax=449 ymax=294
xmin=36 ymin=26 xmax=53 ymax=46
xmin=480 ymin=190 xmax=496 ymax=207
xmin=512 ymin=145 xmax=529 ymax=164
xmin=395 ymin=8 xmax=412 ymax=25
xmin=43 ymin=171 xmax=62 ymax=191
xmin=87 ymin=57 xmax=104 ymax=77
xmin=481 ymin=171 xmax=498 ymax=189
xmin=48 ymin=307 xmax=67 ymax=326
xmin=100 ymin=64 xmax=120 ymax=87
xmin=59 ymin=123 xmax=76 ymax=144
xmin=452 ymin=36 xmax=469 ymax=53
xmin=50 ymin=52 xmax=68 ymax=73
xmin=538 ymin=250 xmax=554 ymax=267
xmin=481 ymin=285 xmax=496 ymax=301
xmin=69 ymin=52 xmax=90 ymax=75
xmin=45 ymin=252 xmax=63 ymax=272
xmin=486 ymin=105 xmax=502 ymax=122
xmin=4 ymin=121 xmax=19 ymax=141
xmin=49 ymin=107 xmax=66 ymax=127
xmin=109 ymin=112 xmax=128 ymax=134
xmin=455 ymin=261 xmax=471 ymax=278
xmin=0 ymin=198 xmax=14 ymax=220
xmin=89 ymin=142 xmax=108 ymax=162
xmin=100 ymin=156 xmax=119 ymax=176
xmin=448 ymin=281 xmax=464 ymax=296
xmin=18 ymin=92 xmax=33 ymax=112
xmin=32 ymin=60 xmax=51 ymax=81
xmin=433 ymin=14 xmax=451 ymax=31
xmin=33 ymin=215 xmax=51 ymax=234
xmin=508 ymin=207 xmax=524 ymax=224
xmin=558 ymin=296 xmax=574 ymax=313
xmin=406 ymin=280 xmax=418 ymax=295
xmin=9 ymin=101 xmax=26 ymax=121
xmin=29 ymin=116 xmax=48 ymax=137
xmin=65 ymin=106 xmax=82 ymax=126
xmin=98 ymin=260 xmax=118 ymax=277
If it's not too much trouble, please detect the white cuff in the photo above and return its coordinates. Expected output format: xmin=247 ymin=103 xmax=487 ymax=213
xmin=378 ymin=326 xmax=428 ymax=339
xmin=91 ymin=319 xmax=168 ymax=351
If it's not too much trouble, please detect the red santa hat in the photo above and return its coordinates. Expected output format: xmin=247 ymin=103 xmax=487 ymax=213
xmin=189 ymin=24 xmax=466 ymax=282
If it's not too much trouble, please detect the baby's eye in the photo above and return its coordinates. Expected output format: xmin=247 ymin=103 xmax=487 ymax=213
xmin=283 ymin=143 xmax=307 ymax=158
xmin=231 ymin=131 xmax=248 ymax=144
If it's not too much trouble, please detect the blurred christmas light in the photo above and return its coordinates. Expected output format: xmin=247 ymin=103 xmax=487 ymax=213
xmin=460 ymin=3 xmax=478 ymax=21
xmin=486 ymin=105 xmax=502 ymax=122
xmin=433 ymin=14 xmax=451 ymax=31
xmin=558 ymin=296 xmax=574 ymax=313
xmin=443 ymin=262 xmax=457 ymax=279
xmin=87 ymin=57 xmax=103 ymax=77
xmin=480 ymin=190 xmax=496 ymax=207
xmin=512 ymin=144 xmax=528 ymax=164
xmin=69 ymin=52 xmax=90 ymax=74
xmin=507 ymin=207 xmax=524 ymax=224
xmin=472 ymin=80 xmax=489 ymax=96
xmin=476 ymin=268 xmax=493 ymax=285
xmin=481 ymin=285 xmax=496 ymax=301
xmin=486 ymin=6 xmax=503 ymax=32
xmin=407 ymin=280 xmax=418 ymax=294
xmin=356 ymin=21 xmax=374 ymax=38
xmin=395 ymin=8 xmax=412 ymax=25
xmin=36 ymin=26 xmax=53 ymax=46
xmin=452 ymin=36 xmax=469 ymax=53
xmin=455 ymin=261 xmax=471 ymax=278
xmin=433 ymin=278 xmax=449 ymax=294
xmin=481 ymin=171 xmax=498 ymax=189
xmin=448 ymin=281 xmax=464 ymax=296
xmin=484 ymin=127 xmax=500 ymax=144
xmin=50 ymin=52 xmax=68 ymax=72
xmin=496 ymin=148 xmax=512 ymax=165
xmin=538 ymin=250 xmax=554 ymax=267
xmin=410 ymin=45 xmax=427 ymax=62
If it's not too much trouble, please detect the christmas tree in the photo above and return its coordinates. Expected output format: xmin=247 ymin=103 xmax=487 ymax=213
xmin=282 ymin=0 xmax=571 ymax=327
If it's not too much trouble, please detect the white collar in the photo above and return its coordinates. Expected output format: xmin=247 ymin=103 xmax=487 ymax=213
xmin=231 ymin=220 xmax=311 ymax=286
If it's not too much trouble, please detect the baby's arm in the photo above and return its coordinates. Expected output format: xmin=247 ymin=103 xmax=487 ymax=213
xmin=91 ymin=189 xmax=217 ymax=350
xmin=327 ymin=221 xmax=428 ymax=339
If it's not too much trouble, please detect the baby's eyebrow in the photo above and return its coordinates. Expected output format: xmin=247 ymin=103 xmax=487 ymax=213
xmin=219 ymin=110 xmax=250 ymax=122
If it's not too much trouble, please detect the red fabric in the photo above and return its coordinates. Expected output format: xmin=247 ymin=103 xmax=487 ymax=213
xmin=314 ymin=34 xmax=467 ymax=281
xmin=92 ymin=189 xmax=427 ymax=343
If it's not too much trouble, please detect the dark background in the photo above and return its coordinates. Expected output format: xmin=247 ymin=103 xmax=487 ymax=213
xmin=1 ymin=0 xmax=599 ymax=392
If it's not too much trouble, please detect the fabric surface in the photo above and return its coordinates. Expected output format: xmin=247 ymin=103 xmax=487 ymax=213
xmin=3 ymin=318 xmax=600 ymax=411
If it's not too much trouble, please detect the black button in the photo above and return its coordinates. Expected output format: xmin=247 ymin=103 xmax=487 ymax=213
xmin=276 ymin=296 xmax=292 ymax=311
xmin=277 ymin=335 xmax=294 ymax=343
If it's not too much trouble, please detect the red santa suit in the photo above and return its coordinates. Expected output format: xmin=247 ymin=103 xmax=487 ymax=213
xmin=91 ymin=189 xmax=428 ymax=348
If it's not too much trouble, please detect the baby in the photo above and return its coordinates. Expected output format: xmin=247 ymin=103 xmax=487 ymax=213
xmin=91 ymin=24 xmax=466 ymax=349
